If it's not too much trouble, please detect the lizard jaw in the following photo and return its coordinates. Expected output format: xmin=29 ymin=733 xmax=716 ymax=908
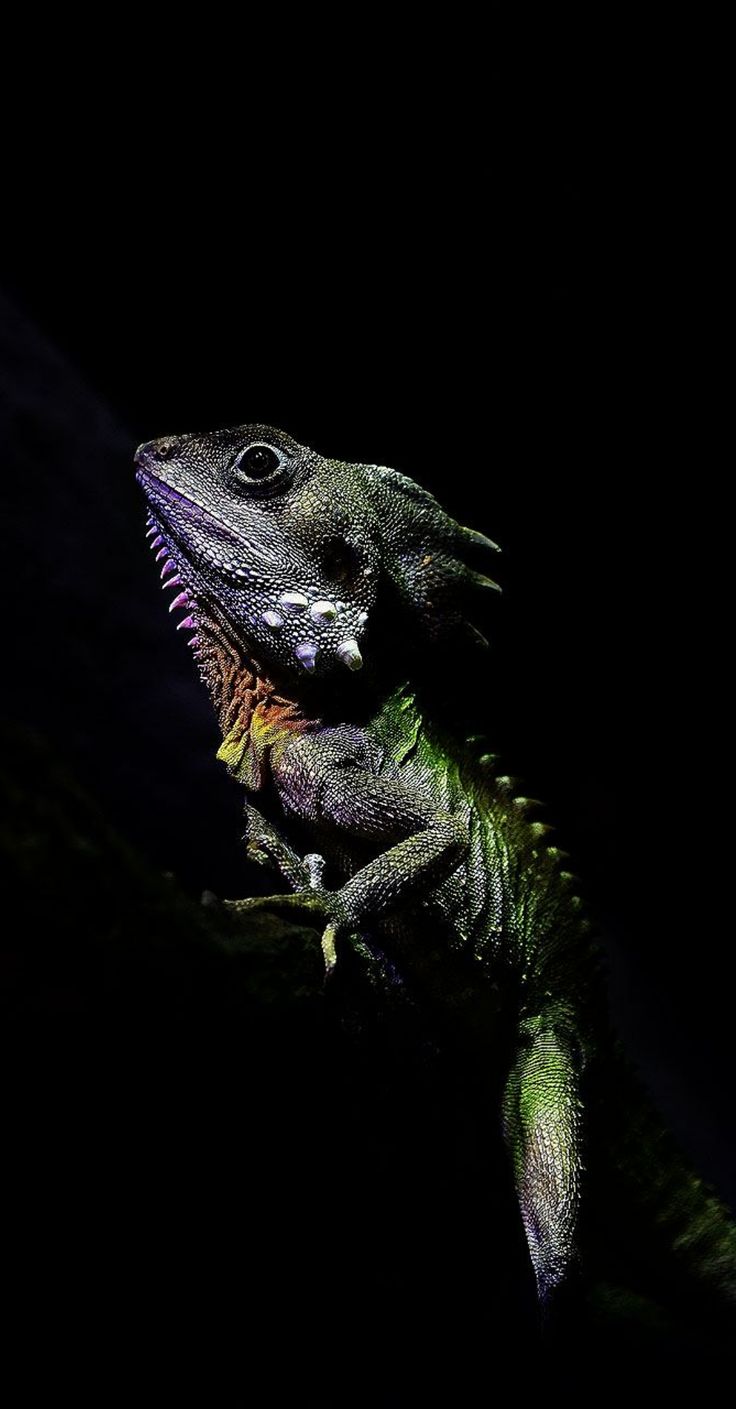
xmin=146 ymin=511 xmax=366 ymax=676
xmin=145 ymin=514 xmax=201 ymax=653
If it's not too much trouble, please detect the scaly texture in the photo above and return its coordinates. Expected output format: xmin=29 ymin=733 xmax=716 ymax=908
xmin=135 ymin=424 xmax=734 ymax=1315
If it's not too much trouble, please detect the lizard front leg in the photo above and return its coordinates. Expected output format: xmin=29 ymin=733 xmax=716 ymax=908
xmin=204 ymin=800 xmax=321 ymax=908
xmin=270 ymin=730 xmax=469 ymax=970
xmin=241 ymin=799 xmax=314 ymax=891
xmin=223 ymin=802 xmax=337 ymax=952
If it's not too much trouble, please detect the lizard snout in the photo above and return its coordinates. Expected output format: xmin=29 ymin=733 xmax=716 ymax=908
xmin=135 ymin=436 xmax=181 ymax=468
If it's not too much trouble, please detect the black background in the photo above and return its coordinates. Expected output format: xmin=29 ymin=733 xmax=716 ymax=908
xmin=1 ymin=54 xmax=729 ymax=1387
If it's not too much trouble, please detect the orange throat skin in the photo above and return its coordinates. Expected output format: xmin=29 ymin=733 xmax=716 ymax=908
xmin=197 ymin=623 xmax=311 ymax=792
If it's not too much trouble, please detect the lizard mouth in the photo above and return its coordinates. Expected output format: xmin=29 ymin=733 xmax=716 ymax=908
xmin=143 ymin=512 xmax=201 ymax=655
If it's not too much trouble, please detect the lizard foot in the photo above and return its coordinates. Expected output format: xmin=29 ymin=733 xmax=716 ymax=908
xmin=223 ymin=880 xmax=351 ymax=979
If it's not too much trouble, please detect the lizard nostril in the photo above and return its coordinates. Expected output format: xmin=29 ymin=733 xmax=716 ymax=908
xmin=321 ymin=536 xmax=360 ymax=585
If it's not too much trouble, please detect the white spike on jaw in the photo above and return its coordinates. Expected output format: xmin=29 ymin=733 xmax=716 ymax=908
xmin=336 ymin=639 xmax=363 ymax=671
xmin=169 ymin=591 xmax=190 ymax=612
xmin=279 ymin=591 xmax=309 ymax=611
xmin=176 ymin=615 xmax=195 ymax=631
xmin=163 ymin=573 xmax=182 ymax=589
xmin=295 ymin=641 xmax=319 ymax=672
xmin=262 ymin=610 xmax=284 ymax=629
xmin=309 ymin=599 xmax=337 ymax=621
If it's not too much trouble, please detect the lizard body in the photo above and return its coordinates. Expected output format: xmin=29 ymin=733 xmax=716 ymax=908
xmin=136 ymin=424 xmax=733 ymax=1320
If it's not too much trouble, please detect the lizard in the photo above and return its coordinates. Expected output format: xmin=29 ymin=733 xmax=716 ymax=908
xmin=135 ymin=422 xmax=735 ymax=1325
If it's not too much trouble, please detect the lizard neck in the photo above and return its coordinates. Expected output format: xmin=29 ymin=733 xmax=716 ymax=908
xmin=193 ymin=607 xmax=311 ymax=791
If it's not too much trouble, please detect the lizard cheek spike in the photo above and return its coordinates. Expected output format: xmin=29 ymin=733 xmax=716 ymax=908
xmin=310 ymin=600 xmax=338 ymax=622
xmin=295 ymin=641 xmax=319 ymax=672
xmin=279 ymin=591 xmax=310 ymax=611
xmin=336 ymin=639 xmax=363 ymax=671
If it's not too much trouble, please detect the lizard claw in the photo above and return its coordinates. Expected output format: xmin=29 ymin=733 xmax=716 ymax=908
xmin=320 ymin=922 xmax=339 ymax=978
xmin=297 ymin=858 xmax=350 ymax=976
xmin=302 ymin=852 xmax=326 ymax=890
xmin=245 ymin=838 xmax=274 ymax=868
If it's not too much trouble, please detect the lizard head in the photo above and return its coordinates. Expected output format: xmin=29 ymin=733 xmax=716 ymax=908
xmin=135 ymin=423 xmax=500 ymax=684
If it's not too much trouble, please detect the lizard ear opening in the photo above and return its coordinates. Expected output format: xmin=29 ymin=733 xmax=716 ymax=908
xmin=362 ymin=464 xmax=501 ymax=652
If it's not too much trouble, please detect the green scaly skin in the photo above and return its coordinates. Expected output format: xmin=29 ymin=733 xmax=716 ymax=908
xmin=135 ymin=424 xmax=734 ymax=1321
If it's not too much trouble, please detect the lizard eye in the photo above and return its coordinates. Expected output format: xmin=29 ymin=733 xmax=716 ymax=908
xmin=228 ymin=443 xmax=291 ymax=496
xmin=232 ymin=444 xmax=281 ymax=480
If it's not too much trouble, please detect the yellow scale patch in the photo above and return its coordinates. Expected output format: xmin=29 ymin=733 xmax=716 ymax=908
xmin=217 ymin=687 xmax=309 ymax=791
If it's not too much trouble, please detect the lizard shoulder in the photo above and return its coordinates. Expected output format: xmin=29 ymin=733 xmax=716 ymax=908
xmin=272 ymin=723 xmax=383 ymax=818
